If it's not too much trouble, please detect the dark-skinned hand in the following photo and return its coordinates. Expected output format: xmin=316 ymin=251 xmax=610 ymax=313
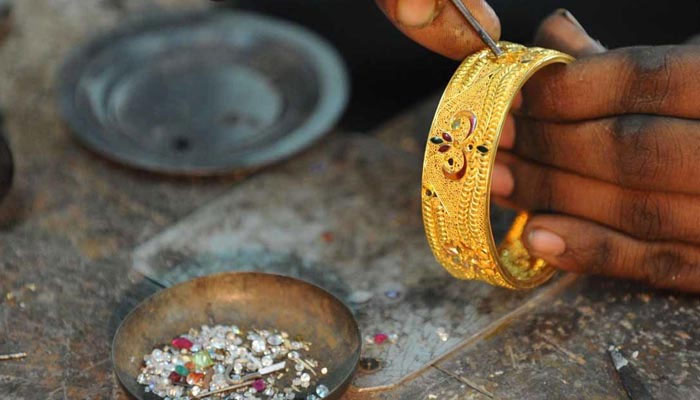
xmin=376 ymin=0 xmax=700 ymax=292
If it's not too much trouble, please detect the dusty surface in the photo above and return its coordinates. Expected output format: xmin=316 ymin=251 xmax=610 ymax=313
xmin=435 ymin=277 xmax=700 ymax=400
xmin=130 ymin=134 xmax=571 ymax=390
xmin=0 ymin=1 xmax=699 ymax=399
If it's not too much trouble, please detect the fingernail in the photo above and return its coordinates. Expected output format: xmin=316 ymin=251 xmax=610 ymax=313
xmin=491 ymin=163 xmax=514 ymax=197
xmin=552 ymin=8 xmax=606 ymax=54
xmin=528 ymin=229 xmax=566 ymax=257
xmin=556 ymin=8 xmax=585 ymax=31
xmin=397 ymin=0 xmax=438 ymax=28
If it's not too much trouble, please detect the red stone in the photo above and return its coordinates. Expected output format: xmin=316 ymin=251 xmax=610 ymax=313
xmin=373 ymin=333 xmax=389 ymax=344
xmin=442 ymin=132 xmax=453 ymax=142
xmin=169 ymin=371 xmax=182 ymax=384
xmin=468 ymin=114 xmax=477 ymax=135
xmin=252 ymin=378 xmax=266 ymax=392
xmin=171 ymin=337 xmax=193 ymax=350
xmin=438 ymin=145 xmax=450 ymax=153
xmin=321 ymin=231 xmax=334 ymax=243
xmin=187 ymin=372 xmax=205 ymax=385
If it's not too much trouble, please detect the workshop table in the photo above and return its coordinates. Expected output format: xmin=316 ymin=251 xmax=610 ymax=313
xmin=1 ymin=1 xmax=699 ymax=399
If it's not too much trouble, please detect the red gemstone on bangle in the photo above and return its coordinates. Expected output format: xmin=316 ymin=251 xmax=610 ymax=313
xmin=442 ymin=132 xmax=453 ymax=142
xmin=438 ymin=145 xmax=450 ymax=153
xmin=468 ymin=114 xmax=477 ymax=135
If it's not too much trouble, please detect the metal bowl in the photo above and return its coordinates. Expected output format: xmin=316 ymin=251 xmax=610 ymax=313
xmin=113 ymin=272 xmax=360 ymax=399
xmin=58 ymin=10 xmax=348 ymax=175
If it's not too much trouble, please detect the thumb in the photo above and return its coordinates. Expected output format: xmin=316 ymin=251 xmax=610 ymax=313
xmin=534 ymin=9 xmax=605 ymax=57
xmin=375 ymin=0 xmax=501 ymax=60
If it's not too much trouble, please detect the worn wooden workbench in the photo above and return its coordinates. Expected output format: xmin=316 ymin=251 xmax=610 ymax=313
xmin=1 ymin=1 xmax=699 ymax=399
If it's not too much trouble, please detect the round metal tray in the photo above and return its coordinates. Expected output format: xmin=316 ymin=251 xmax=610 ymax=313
xmin=113 ymin=272 xmax=360 ymax=400
xmin=58 ymin=10 xmax=348 ymax=175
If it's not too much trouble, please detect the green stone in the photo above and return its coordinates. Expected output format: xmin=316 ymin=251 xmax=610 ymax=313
xmin=193 ymin=350 xmax=213 ymax=369
xmin=430 ymin=137 xmax=443 ymax=144
xmin=175 ymin=365 xmax=189 ymax=376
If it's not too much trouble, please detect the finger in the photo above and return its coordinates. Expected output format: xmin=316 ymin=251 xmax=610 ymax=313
xmin=375 ymin=0 xmax=501 ymax=59
xmin=523 ymin=214 xmax=700 ymax=292
xmin=521 ymin=45 xmax=700 ymax=120
xmin=499 ymin=114 xmax=516 ymax=149
xmin=533 ymin=9 xmax=605 ymax=57
xmin=512 ymin=115 xmax=700 ymax=195
xmin=491 ymin=163 xmax=514 ymax=196
xmin=499 ymin=92 xmax=522 ymax=149
xmin=503 ymin=10 xmax=603 ymax=149
xmin=492 ymin=152 xmax=700 ymax=244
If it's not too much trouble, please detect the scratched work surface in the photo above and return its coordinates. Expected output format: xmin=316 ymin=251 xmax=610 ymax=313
xmin=374 ymin=276 xmax=700 ymax=400
xmin=437 ymin=277 xmax=700 ymax=400
xmin=1 ymin=1 xmax=700 ymax=399
xmin=132 ymin=134 xmax=549 ymax=391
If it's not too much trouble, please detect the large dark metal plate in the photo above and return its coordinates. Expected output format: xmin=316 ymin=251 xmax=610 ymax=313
xmin=58 ymin=10 xmax=348 ymax=175
xmin=113 ymin=272 xmax=360 ymax=400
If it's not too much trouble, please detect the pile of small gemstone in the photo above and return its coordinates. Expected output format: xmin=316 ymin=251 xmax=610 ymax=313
xmin=137 ymin=324 xmax=330 ymax=400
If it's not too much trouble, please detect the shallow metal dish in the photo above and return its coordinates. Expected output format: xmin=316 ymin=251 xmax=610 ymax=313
xmin=113 ymin=272 xmax=360 ymax=399
xmin=58 ymin=10 xmax=348 ymax=175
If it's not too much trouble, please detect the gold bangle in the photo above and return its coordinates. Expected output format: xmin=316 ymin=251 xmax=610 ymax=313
xmin=421 ymin=42 xmax=573 ymax=289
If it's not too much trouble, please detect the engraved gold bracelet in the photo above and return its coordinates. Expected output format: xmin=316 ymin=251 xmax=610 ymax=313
xmin=422 ymin=42 xmax=573 ymax=289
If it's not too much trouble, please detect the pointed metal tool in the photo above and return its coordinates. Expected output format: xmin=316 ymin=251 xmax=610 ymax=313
xmin=450 ymin=0 xmax=503 ymax=57
xmin=608 ymin=346 xmax=654 ymax=400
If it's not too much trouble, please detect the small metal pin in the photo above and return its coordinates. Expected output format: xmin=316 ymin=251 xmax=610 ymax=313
xmin=224 ymin=361 xmax=286 ymax=384
xmin=450 ymin=0 xmax=503 ymax=57
xmin=201 ymin=361 xmax=286 ymax=398
xmin=0 ymin=352 xmax=27 ymax=361
xmin=194 ymin=379 xmax=256 ymax=398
